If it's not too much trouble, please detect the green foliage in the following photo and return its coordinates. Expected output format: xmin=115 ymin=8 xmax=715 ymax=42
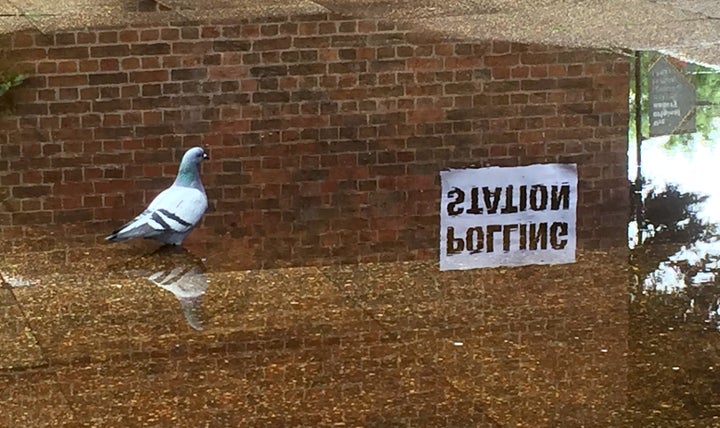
xmin=628 ymin=51 xmax=650 ymax=143
xmin=664 ymin=62 xmax=720 ymax=151
xmin=0 ymin=72 xmax=26 ymax=115
xmin=0 ymin=72 xmax=25 ymax=97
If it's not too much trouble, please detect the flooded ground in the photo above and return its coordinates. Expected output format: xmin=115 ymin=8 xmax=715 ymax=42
xmin=3 ymin=223 xmax=718 ymax=426
xmin=1 ymin=236 xmax=629 ymax=427
xmin=0 ymin=38 xmax=719 ymax=426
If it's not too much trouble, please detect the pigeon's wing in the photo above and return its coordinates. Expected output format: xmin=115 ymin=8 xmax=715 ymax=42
xmin=106 ymin=186 xmax=207 ymax=242
xmin=145 ymin=186 xmax=208 ymax=234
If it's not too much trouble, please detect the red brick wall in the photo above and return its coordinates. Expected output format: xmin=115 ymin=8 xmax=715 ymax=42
xmin=0 ymin=14 xmax=630 ymax=266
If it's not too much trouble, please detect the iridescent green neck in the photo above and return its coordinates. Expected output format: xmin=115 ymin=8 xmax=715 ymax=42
xmin=174 ymin=162 xmax=200 ymax=187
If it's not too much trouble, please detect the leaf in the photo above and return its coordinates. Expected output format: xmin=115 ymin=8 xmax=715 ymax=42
xmin=10 ymin=74 xmax=25 ymax=87
xmin=0 ymin=82 xmax=10 ymax=97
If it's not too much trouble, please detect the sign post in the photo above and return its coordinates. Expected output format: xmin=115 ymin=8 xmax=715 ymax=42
xmin=648 ymin=57 xmax=696 ymax=136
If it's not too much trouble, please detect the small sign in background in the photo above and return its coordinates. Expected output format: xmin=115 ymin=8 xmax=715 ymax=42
xmin=649 ymin=57 xmax=696 ymax=137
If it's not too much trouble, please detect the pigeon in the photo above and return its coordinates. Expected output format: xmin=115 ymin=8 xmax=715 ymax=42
xmin=106 ymin=146 xmax=209 ymax=245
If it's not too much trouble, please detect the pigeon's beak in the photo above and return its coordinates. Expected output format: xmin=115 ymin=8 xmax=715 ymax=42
xmin=202 ymin=152 xmax=209 ymax=160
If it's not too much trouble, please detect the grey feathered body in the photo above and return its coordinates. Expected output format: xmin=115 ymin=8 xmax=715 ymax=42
xmin=106 ymin=147 xmax=209 ymax=245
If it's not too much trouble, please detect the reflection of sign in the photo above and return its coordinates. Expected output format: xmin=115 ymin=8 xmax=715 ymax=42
xmin=649 ymin=57 xmax=696 ymax=136
xmin=439 ymin=164 xmax=577 ymax=271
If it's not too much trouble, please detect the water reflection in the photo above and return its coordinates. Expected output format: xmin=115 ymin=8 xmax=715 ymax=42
xmin=124 ymin=246 xmax=209 ymax=331
xmin=628 ymin=66 xmax=720 ymax=420
xmin=631 ymin=126 xmax=720 ymax=297
xmin=632 ymin=174 xmax=720 ymax=328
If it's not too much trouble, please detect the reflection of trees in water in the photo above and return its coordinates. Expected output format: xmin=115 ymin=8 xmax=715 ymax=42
xmin=632 ymin=182 xmax=720 ymax=328
xmin=630 ymin=52 xmax=720 ymax=327
xmin=627 ymin=55 xmax=720 ymax=422
xmin=664 ymin=68 xmax=720 ymax=151
xmin=642 ymin=184 xmax=708 ymax=244
xmin=628 ymin=183 xmax=720 ymax=423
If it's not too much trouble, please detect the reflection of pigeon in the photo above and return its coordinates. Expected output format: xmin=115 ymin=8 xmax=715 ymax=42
xmin=106 ymin=147 xmax=209 ymax=245
xmin=123 ymin=246 xmax=209 ymax=330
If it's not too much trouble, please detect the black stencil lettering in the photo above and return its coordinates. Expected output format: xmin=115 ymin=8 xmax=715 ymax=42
xmin=519 ymin=223 xmax=527 ymax=250
xmin=465 ymin=226 xmax=484 ymax=254
xmin=530 ymin=184 xmax=548 ymax=211
xmin=502 ymin=223 xmax=518 ymax=252
xmin=446 ymin=187 xmax=465 ymax=216
xmin=467 ymin=187 xmax=483 ymax=214
xmin=500 ymin=185 xmax=518 ymax=214
xmin=446 ymin=226 xmax=465 ymax=254
xmin=529 ymin=222 xmax=548 ymax=250
xmin=483 ymin=187 xmax=502 ymax=214
xmin=519 ymin=185 xmax=527 ymax=211
xmin=550 ymin=222 xmax=568 ymax=249
xmin=485 ymin=224 xmax=501 ymax=253
xmin=551 ymin=184 xmax=571 ymax=210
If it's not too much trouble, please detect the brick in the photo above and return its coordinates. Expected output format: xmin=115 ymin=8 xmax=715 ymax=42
xmin=445 ymin=82 xmax=482 ymax=94
xmin=13 ymin=32 xmax=34 ymax=48
xmin=99 ymin=58 xmax=122 ymax=71
xmin=179 ymin=27 xmax=199 ymax=39
xmin=171 ymin=68 xmax=207 ymax=80
xmin=130 ymin=43 xmax=170 ymax=55
xmin=213 ymin=40 xmax=251 ymax=52
xmin=91 ymin=44 xmax=131 ymax=57
xmin=521 ymin=79 xmax=558 ymax=90
xmin=328 ymin=62 xmax=366 ymax=74
xmin=370 ymin=112 xmax=405 ymax=125
xmin=89 ymin=72 xmax=128 ymax=85
xmin=12 ymin=211 xmax=52 ymax=225
xmin=252 ymin=91 xmax=290 ymax=103
xmin=93 ymin=98 xmax=132 ymax=113
xmin=47 ymin=74 xmax=88 ymax=87
xmin=13 ymin=48 xmax=47 ymax=61
xmin=521 ymin=52 xmax=558 ymax=65
xmin=76 ymin=31 xmax=97 ymax=44
xmin=12 ymin=184 xmax=51 ymax=198
xmin=36 ymin=61 xmax=57 ymax=73
xmin=369 ymin=60 xmax=405 ymax=73
xmin=55 ymin=209 xmax=95 ymax=223
xmin=140 ymin=57 xmax=161 ymax=68
xmin=130 ymin=70 xmax=169 ymax=83
xmin=160 ymin=28 xmax=180 ymax=41
xmin=250 ymin=65 xmax=287 ymax=77
xmin=293 ymin=36 xmax=330 ymax=49
xmin=58 ymin=87 xmax=78 ymax=100
xmin=289 ymin=63 xmax=327 ymax=75
xmin=558 ymin=77 xmax=594 ymax=89
xmin=48 ymin=46 xmax=89 ymax=59
xmin=558 ymin=50 xmax=595 ymax=63
xmin=49 ymin=102 xmax=91 ymax=114
xmin=253 ymin=37 xmax=291 ymax=51
xmin=485 ymin=54 xmax=519 ymax=66
xmin=140 ymin=29 xmax=160 ymax=41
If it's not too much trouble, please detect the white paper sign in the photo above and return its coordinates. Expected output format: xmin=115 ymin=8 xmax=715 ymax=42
xmin=440 ymin=164 xmax=577 ymax=271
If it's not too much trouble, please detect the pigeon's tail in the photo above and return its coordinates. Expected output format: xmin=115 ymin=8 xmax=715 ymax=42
xmin=105 ymin=231 xmax=123 ymax=242
xmin=106 ymin=220 xmax=156 ymax=242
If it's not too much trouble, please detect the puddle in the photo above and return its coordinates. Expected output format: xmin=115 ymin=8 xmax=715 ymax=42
xmin=123 ymin=247 xmax=209 ymax=331
xmin=628 ymin=53 xmax=720 ymax=424
xmin=0 ymin=205 xmax=630 ymax=424
xmin=3 ymin=49 xmax=720 ymax=425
